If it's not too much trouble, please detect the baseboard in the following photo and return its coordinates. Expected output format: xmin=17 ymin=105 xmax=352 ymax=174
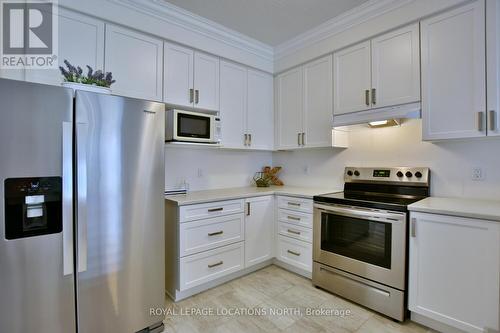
xmin=273 ymin=259 xmax=312 ymax=279
xmin=411 ymin=312 xmax=468 ymax=333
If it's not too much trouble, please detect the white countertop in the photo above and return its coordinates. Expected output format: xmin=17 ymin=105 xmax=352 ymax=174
xmin=165 ymin=186 xmax=342 ymax=206
xmin=408 ymin=197 xmax=500 ymax=222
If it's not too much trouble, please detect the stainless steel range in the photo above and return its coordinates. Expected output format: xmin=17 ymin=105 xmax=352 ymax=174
xmin=312 ymin=167 xmax=430 ymax=321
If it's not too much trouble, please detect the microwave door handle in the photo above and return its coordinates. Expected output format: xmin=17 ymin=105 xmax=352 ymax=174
xmin=76 ymin=123 xmax=88 ymax=273
xmin=62 ymin=122 xmax=74 ymax=276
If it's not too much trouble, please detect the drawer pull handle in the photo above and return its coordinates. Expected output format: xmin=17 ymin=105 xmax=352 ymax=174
xmin=287 ymin=202 xmax=300 ymax=207
xmin=208 ymin=261 xmax=223 ymax=268
xmin=287 ymin=229 xmax=301 ymax=235
xmin=208 ymin=207 xmax=223 ymax=212
xmin=208 ymin=231 xmax=223 ymax=236
xmin=287 ymin=216 xmax=300 ymax=221
xmin=287 ymin=250 xmax=301 ymax=256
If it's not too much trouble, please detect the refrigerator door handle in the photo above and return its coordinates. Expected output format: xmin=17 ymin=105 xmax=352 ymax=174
xmin=76 ymin=122 xmax=88 ymax=273
xmin=62 ymin=122 xmax=74 ymax=276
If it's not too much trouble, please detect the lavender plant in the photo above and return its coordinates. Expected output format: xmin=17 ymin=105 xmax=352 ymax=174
xmin=59 ymin=60 xmax=115 ymax=88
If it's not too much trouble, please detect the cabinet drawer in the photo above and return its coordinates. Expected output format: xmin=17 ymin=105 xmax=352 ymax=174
xmin=277 ymin=235 xmax=312 ymax=272
xmin=277 ymin=196 xmax=313 ymax=213
xmin=278 ymin=209 xmax=313 ymax=228
xmin=180 ymin=214 xmax=244 ymax=257
xmin=180 ymin=199 xmax=244 ymax=222
xmin=278 ymin=222 xmax=312 ymax=243
xmin=179 ymin=242 xmax=244 ymax=291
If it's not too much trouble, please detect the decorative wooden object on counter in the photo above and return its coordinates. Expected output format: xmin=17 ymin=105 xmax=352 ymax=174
xmin=262 ymin=166 xmax=284 ymax=186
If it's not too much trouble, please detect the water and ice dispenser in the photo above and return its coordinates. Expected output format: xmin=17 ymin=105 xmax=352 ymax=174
xmin=4 ymin=177 xmax=63 ymax=239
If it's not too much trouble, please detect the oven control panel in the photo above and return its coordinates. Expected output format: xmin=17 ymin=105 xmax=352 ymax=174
xmin=344 ymin=167 xmax=430 ymax=185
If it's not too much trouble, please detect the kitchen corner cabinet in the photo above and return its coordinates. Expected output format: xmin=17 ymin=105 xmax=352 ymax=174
xmin=409 ymin=212 xmax=500 ymax=333
xmin=220 ymin=60 xmax=273 ymax=150
xmin=244 ymin=196 xmax=274 ymax=267
xmin=333 ymin=23 xmax=420 ymax=115
xmin=421 ymin=1 xmax=486 ymax=140
xmin=276 ymin=55 xmax=334 ymax=150
xmin=24 ymin=9 xmax=105 ymax=86
xmin=164 ymin=42 xmax=220 ymax=111
xmin=105 ymin=24 xmax=163 ymax=101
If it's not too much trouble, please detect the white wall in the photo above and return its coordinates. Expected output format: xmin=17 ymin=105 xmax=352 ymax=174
xmin=165 ymin=147 xmax=272 ymax=191
xmin=273 ymin=120 xmax=500 ymax=199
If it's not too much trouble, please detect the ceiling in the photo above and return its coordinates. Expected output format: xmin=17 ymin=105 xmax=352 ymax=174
xmin=162 ymin=0 xmax=369 ymax=46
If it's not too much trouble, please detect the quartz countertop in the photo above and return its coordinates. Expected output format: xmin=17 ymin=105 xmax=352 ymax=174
xmin=165 ymin=186 xmax=342 ymax=206
xmin=408 ymin=197 xmax=500 ymax=222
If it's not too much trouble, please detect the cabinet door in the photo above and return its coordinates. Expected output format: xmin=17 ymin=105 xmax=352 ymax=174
xmin=421 ymin=1 xmax=486 ymax=140
xmin=409 ymin=212 xmax=500 ymax=333
xmin=220 ymin=60 xmax=247 ymax=149
xmin=163 ymin=42 xmax=194 ymax=107
xmin=245 ymin=196 xmax=274 ymax=267
xmin=303 ymin=55 xmax=333 ymax=148
xmin=371 ymin=23 xmax=420 ymax=108
xmin=276 ymin=67 xmax=303 ymax=149
xmin=105 ymin=24 xmax=163 ymax=101
xmin=487 ymin=0 xmax=500 ymax=136
xmin=24 ymin=9 xmax=104 ymax=86
xmin=194 ymin=52 xmax=220 ymax=111
xmin=247 ymin=69 xmax=274 ymax=150
xmin=333 ymin=41 xmax=371 ymax=115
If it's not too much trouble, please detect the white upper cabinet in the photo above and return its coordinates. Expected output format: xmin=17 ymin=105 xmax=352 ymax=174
xmin=303 ymin=55 xmax=333 ymax=147
xmin=193 ymin=52 xmax=220 ymax=111
xmin=247 ymin=69 xmax=274 ymax=150
xmin=24 ymin=9 xmax=105 ymax=86
xmin=371 ymin=23 xmax=420 ymax=108
xmin=105 ymin=24 xmax=163 ymax=101
xmin=164 ymin=42 xmax=194 ymax=108
xmin=220 ymin=61 xmax=247 ymax=148
xmin=244 ymin=196 xmax=274 ymax=267
xmin=333 ymin=41 xmax=371 ymax=115
xmin=487 ymin=0 xmax=500 ymax=137
xmin=409 ymin=212 xmax=500 ymax=333
xmin=276 ymin=67 xmax=303 ymax=149
xmin=421 ymin=1 xmax=486 ymax=140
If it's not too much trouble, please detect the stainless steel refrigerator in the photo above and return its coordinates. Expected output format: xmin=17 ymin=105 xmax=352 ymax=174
xmin=0 ymin=78 xmax=165 ymax=333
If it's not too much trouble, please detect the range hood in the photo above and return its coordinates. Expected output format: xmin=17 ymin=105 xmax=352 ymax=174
xmin=333 ymin=102 xmax=421 ymax=127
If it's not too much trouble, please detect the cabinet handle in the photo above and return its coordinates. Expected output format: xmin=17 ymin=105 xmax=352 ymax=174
xmin=208 ymin=261 xmax=223 ymax=268
xmin=189 ymin=89 xmax=194 ymax=103
xmin=208 ymin=207 xmax=223 ymax=212
xmin=287 ymin=229 xmax=301 ymax=235
xmin=248 ymin=134 xmax=252 ymax=146
xmin=195 ymin=90 xmax=199 ymax=104
xmin=208 ymin=231 xmax=223 ymax=236
xmin=371 ymin=88 xmax=376 ymax=105
xmin=477 ymin=111 xmax=485 ymax=132
xmin=297 ymin=133 xmax=301 ymax=146
xmin=287 ymin=202 xmax=300 ymax=207
xmin=365 ymin=90 xmax=370 ymax=106
xmin=489 ymin=110 xmax=496 ymax=131
xmin=244 ymin=134 xmax=248 ymax=146
xmin=301 ymin=132 xmax=305 ymax=146
xmin=410 ymin=218 xmax=416 ymax=237
xmin=287 ymin=216 xmax=300 ymax=221
xmin=287 ymin=250 xmax=301 ymax=256
xmin=246 ymin=202 xmax=251 ymax=216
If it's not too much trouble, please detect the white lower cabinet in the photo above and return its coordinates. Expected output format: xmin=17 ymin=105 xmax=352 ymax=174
xmin=244 ymin=196 xmax=274 ymax=267
xmin=276 ymin=235 xmax=312 ymax=272
xmin=409 ymin=212 xmax=500 ymax=333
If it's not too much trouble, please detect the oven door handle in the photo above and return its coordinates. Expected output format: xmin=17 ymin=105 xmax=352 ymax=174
xmin=314 ymin=204 xmax=405 ymax=224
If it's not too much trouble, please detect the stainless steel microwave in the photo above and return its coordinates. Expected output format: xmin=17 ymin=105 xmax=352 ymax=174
xmin=166 ymin=109 xmax=221 ymax=144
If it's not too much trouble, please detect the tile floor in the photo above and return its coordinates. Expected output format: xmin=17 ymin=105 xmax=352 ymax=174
xmin=163 ymin=265 xmax=436 ymax=333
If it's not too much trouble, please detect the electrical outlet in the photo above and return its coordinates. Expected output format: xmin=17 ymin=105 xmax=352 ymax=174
xmin=304 ymin=165 xmax=310 ymax=174
xmin=197 ymin=168 xmax=203 ymax=178
xmin=472 ymin=167 xmax=484 ymax=181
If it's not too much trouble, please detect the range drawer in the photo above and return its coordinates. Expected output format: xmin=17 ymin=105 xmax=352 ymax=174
xmin=276 ymin=235 xmax=312 ymax=272
xmin=278 ymin=222 xmax=312 ymax=243
xmin=179 ymin=199 xmax=245 ymax=222
xmin=277 ymin=196 xmax=313 ymax=214
xmin=179 ymin=242 xmax=244 ymax=291
xmin=278 ymin=208 xmax=313 ymax=228
xmin=179 ymin=214 xmax=244 ymax=257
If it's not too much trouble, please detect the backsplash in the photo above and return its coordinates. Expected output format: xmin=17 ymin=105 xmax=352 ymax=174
xmin=273 ymin=120 xmax=500 ymax=199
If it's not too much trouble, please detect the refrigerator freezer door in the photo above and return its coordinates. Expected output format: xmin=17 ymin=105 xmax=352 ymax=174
xmin=0 ymin=79 xmax=76 ymax=332
xmin=75 ymin=92 xmax=165 ymax=332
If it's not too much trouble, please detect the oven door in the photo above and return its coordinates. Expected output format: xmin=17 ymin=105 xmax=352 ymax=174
xmin=174 ymin=110 xmax=214 ymax=143
xmin=313 ymin=203 xmax=406 ymax=290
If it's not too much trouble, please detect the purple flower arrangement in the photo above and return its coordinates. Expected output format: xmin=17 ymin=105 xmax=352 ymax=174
xmin=59 ymin=60 xmax=116 ymax=88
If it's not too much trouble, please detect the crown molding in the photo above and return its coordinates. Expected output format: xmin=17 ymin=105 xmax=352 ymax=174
xmin=105 ymin=0 xmax=274 ymax=62
xmin=274 ymin=0 xmax=415 ymax=61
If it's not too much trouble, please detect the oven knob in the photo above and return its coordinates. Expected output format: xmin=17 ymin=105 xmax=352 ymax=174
xmin=354 ymin=170 xmax=360 ymax=176
xmin=415 ymin=171 xmax=423 ymax=178
xmin=406 ymin=171 xmax=413 ymax=178
xmin=347 ymin=170 xmax=353 ymax=176
xmin=397 ymin=171 xmax=404 ymax=178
